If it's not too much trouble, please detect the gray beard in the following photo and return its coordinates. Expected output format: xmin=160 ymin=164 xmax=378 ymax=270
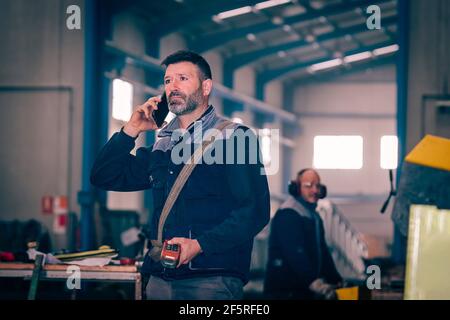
xmin=168 ymin=88 xmax=204 ymax=116
xmin=169 ymin=99 xmax=198 ymax=116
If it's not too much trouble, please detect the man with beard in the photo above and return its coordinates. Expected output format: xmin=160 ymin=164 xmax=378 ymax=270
xmin=90 ymin=51 xmax=270 ymax=300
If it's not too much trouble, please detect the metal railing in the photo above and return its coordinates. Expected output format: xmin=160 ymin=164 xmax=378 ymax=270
xmin=316 ymin=199 xmax=369 ymax=279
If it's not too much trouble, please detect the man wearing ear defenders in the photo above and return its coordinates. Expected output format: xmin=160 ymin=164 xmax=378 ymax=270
xmin=264 ymin=169 xmax=342 ymax=299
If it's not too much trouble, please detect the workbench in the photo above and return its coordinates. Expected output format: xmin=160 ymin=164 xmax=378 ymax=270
xmin=0 ymin=262 xmax=142 ymax=300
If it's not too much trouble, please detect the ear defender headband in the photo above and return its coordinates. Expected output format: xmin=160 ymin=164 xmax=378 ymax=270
xmin=288 ymin=169 xmax=327 ymax=199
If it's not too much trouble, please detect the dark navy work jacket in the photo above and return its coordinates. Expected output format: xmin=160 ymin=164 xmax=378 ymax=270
xmin=90 ymin=106 xmax=270 ymax=283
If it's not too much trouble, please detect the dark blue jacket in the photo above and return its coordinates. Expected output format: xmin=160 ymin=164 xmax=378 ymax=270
xmin=90 ymin=106 xmax=270 ymax=283
xmin=264 ymin=196 xmax=341 ymax=299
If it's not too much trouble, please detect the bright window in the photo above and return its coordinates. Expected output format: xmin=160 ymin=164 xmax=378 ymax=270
xmin=112 ymin=79 xmax=133 ymax=122
xmin=313 ymin=135 xmax=363 ymax=169
xmin=380 ymin=135 xmax=398 ymax=169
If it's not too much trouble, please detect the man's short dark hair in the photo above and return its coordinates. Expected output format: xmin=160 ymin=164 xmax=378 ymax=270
xmin=161 ymin=50 xmax=212 ymax=80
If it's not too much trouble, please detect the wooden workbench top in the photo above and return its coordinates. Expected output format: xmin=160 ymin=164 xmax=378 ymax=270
xmin=0 ymin=262 xmax=138 ymax=273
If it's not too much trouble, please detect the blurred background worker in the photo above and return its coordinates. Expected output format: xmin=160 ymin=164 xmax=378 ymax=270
xmin=264 ymin=169 xmax=342 ymax=299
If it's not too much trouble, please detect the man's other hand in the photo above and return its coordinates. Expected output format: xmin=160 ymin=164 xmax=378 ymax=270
xmin=168 ymin=237 xmax=203 ymax=268
xmin=309 ymin=278 xmax=338 ymax=300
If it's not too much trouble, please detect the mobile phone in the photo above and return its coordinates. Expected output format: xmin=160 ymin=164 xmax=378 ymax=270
xmin=160 ymin=240 xmax=180 ymax=269
xmin=152 ymin=92 xmax=169 ymax=128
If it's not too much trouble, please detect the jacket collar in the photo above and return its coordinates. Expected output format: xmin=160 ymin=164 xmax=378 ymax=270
xmin=157 ymin=105 xmax=215 ymax=138
xmin=280 ymin=195 xmax=318 ymax=219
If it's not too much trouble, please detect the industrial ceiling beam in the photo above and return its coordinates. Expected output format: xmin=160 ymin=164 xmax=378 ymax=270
xmin=289 ymin=55 xmax=396 ymax=86
xmin=257 ymin=40 xmax=397 ymax=84
xmin=153 ymin=0 xmax=262 ymax=37
xmin=225 ymin=15 xmax=397 ymax=70
xmin=190 ymin=0 xmax=393 ymax=52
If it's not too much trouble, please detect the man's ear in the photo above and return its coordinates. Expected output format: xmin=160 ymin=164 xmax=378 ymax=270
xmin=202 ymin=79 xmax=212 ymax=96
